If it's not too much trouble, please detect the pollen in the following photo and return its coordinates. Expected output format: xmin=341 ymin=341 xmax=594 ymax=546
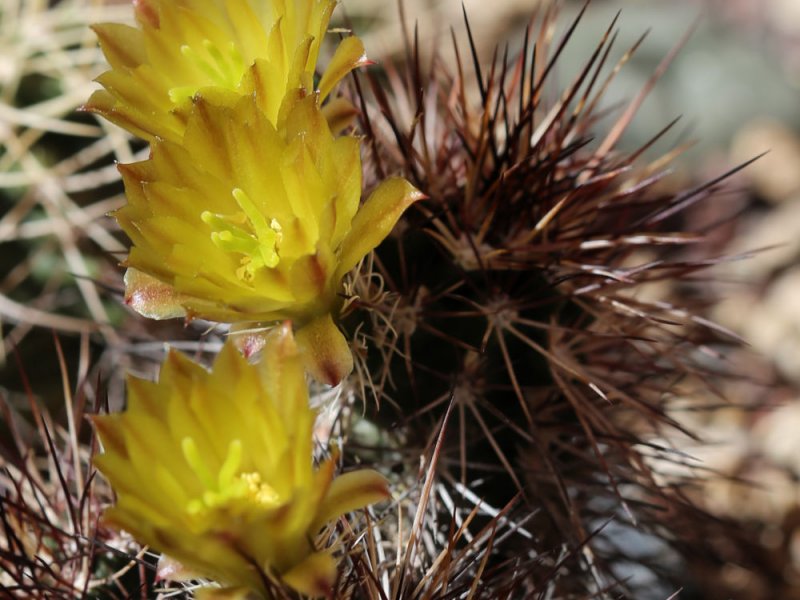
xmin=201 ymin=188 xmax=283 ymax=283
xmin=240 ymin=472 xmax=281 ymax=507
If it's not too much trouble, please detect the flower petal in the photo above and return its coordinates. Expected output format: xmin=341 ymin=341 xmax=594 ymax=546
xmin=313 ymin=469 xmax=390 ymax=532
xmin=318 ymin=36 xmax=368 ymax=101
xmin=336 ymin=177 xmax=425 ymax=280
xmin=281 ymin=551 xmax=337 ymax=598
xmin=91 ymin=23 xmax=146 ymax=69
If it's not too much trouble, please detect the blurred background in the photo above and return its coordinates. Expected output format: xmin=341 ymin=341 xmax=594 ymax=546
xmin=1 ymin=0 xmax=799 ymax=597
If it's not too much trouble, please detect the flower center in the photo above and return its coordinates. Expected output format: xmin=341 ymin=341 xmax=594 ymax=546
xmin=201 ymin=188 xmax=283 ymax=283
xmin=182 ymin=437 xmax=281 ymax=516
xmin=168 ymin=39 xmax=245 ymax=103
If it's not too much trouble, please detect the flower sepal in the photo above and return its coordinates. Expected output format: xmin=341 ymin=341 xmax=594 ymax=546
xmin=156 ymin=553 xmax=203 ymax=583
xmin=281 ymin=551 xmax=337 ymax=598
xmin=123 ymin=268 xmax=187 ymax=320
xmin=295 ymin=314 xmax=353 ymax=386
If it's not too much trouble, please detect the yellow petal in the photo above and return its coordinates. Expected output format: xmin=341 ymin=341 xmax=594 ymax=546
xmin=91 ymin=414 xmax=127 ymax=458
xmin=324 ymin=136 xmax=361 ymax=248
xmin=318 ymin=36 xmax=368 ymax=101
xmin=224 ymin=0 xmax=270 ymax=60
xmin=239 ymin=58 xmax=285 ymax=123
xmin=295 ymin=313 xmax=353 ymax=386
xmin=313 ymin=469 xmax=390 ymax=532
xmin=281 ymin=551 xmax=337 ymax=598
xmin=92 ymin=23 xmax=146 ymax=69
xmin=336 ymin=177 xmax=425 ymax=280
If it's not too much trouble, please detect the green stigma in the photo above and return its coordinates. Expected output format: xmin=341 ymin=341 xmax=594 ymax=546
xmin=168 ymin=39 xmax=245 ymax=103
xmin=201 ymin=188 xmax=282 ymax=283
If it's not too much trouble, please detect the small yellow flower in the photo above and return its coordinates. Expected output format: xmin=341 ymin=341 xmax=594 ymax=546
xmin=93 ymin=324 xmax=390 ymax=598
xmin=86 ymin=0 xmax=366 ymax=141
xmin=117 ymin=92 xmax=422 ymax=384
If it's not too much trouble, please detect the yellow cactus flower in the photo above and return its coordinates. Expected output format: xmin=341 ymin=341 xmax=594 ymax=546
xmin=93 ymin=323 xmax=390 ymax=598
xmin=116 ymin=92 xmax=422 ymax=384
xmin=86 ymin=0 xmax=367 ymax=141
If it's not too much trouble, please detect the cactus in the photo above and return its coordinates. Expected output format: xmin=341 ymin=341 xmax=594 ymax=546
xmin=340 ymin=4 xmax=757 ymax=596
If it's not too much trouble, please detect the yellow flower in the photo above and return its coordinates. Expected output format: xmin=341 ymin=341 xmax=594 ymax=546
xmin=86 ymin=0 xmax=366 ymax=141
xmin=93 ymin=323 xmax=389 ymax=598
xmin=116 ymin=92 xmax=422 ymax=384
